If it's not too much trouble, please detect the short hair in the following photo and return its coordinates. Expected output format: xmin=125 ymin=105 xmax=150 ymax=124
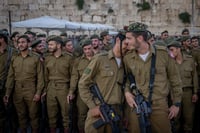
xmin=191 ymin=36 xmax=199 ymax=40
xmin=161 ymin=30 xmax=168 ymax=35
xmin=10 ymin=31 xmax=19 ymax=39
xmin=182 ymin=28 xmax=189 ymax=35
xmin=0 ymin=29 xmax=9 ymax=43
xmin=24 ymin=31 xmax=36 ymax=37
xmin=17 ymin=35 xmax=30 ymax=43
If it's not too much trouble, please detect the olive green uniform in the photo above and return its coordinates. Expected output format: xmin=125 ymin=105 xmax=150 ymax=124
xmin=5 ymin=51 xmax=44 ymax=129
xmin=0 ymin=47 xmax=10 ymax=129
xmin=124 ymin=45 xmax=182 ymax=133
xmin=192 ymin=48 xmax=200 ymax=86
xmin=103 ymin=43 xmax=113 ymax=51
xmin=78 ymin=50 xmax=124 ymax=133
xmin=69 ymin=55 xmax=91 ymax=130
xmin=176 ymin=53 xmax=198 ymax=131
xmin=44 ymin=53 xmax=73 ymax=128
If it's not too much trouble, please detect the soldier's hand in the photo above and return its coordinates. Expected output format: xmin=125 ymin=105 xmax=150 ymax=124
xmin=192 ymin=94 xmax=198 ymax=103
xmin=67 ymin=94 xmax=75 ymax=104
xmin=89 ymin=106 xmax=104 ymax=120
xmin=125 ymin=92 xmax=137 ymax=108
xmin=3 ymin=95 xmax=9 ymax=106
xmin=33 ymin=94 xmax=40 ymax=102
xmin=168 ymin=105 xmax=179 ymax=119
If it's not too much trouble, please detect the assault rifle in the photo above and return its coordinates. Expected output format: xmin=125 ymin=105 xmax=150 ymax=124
xmin=68 ymin=98 xmax=77 ymax=133
xmin=39 ymin=97 xmax=48 ymax=133
xmin=90 ymin=84 xmax=120 ymax=133
xmin=128 ymin=74 xmax=152 ymax=133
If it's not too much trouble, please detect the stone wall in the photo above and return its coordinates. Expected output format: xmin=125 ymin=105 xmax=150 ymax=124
xmin=0 ymin=0 xmax=200 ymax=35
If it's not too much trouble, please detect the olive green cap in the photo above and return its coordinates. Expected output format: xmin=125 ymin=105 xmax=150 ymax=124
xmin=80 ymin=39 xmax=92 ymax=48
xmin=153 ymin=40 xmax=167 ymax=47
xmin=37 ymin=34 xmax=46 ymax=38
xmin=62 ymin=37 xmax=71 ymax=44
xmin=100 ymin=31 xmax=109 ymax=38
xmin=60 ymin=32 xmax=67 ymax=37
xmin=180 ymin=36 xmax=190 ymax=42
xmin=167 ymin=41 xmax=182 ymax=48
xmin=127 ymin=22 xmax=148 ymax=32
xmin=163 ymin=36 xmax=175 ymax=45
xmin=90 ymin=34 xmax=100 ymax=40
xmin=31 ymin=39 xmax=42 ymax=48
xmin=47 ymin=35 xmax=63 ymax=46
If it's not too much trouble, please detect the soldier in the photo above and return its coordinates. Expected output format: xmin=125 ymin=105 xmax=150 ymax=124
xmin=90 ymin=34 xmax=101 ymax=54
xmin=0 ymin=30 xmax=17 ymax=132
xmin=160 ymin=30 xmax=169 ymax=40
xmin=181 ymin=36 xmax=192 ymax=55
xmin=3 ymin=34 xmax=44 ymax=133
xmin=191 ymin=36 xmax=200 ymax=49
xmin=100 ymin=31 xmax=113 ymax=51
xmin=182 ymin=28 xmax=190 ymax=36
xmin=124 ymin=22 xmax=182 ymax=133
xmin=67 ymin=39 xmax=94 ymax=133
xmin=10 ymin=31 xmax=20 ymax=49
xmin=31 ymin=39 xmax=46 ymax=62
xmin=43 ymin=36 xmax=73 ymax=133
xmin=60 ymin=32 xmax=68 ymax=39
xmin=24 ymin=31 xmax=36 ymax=43
xmin=167 ymin=41 xmax=199 ymax=133
xmin=62 ymin=38 xmax=74 ymax=56
xmin=78 ymin=32 xmax=128 ymax=133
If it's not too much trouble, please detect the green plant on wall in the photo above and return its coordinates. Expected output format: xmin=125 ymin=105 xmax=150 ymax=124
xmin=136 ymin=1 xmax=151 ymax=12
xmin=108 ymin=8 xmax=114 ymax=13
xmin=76 ymin=0 xmax=84 ymax=10
xmin=178 ymin=12 xmax=191 ymax=24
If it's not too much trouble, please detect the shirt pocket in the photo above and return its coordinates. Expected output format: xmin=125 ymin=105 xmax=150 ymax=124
xmin=155 ymin=67 xmax=166 ymax=82
xmin=101 ymin=69 xmax=114 ymax=77
xmin=59 ymin=61 xmax=70 ymax=75
xmin=24 ymin=60 xmax=36 ymax=74
xmin=183 ymin=67 xmax=192 ymax=78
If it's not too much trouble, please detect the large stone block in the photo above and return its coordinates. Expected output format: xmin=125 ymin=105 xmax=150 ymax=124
xmin=82 ymin=15 xmax=92 ymax=22
xmin=29 ymin=4 xmax=39 ymax=10
xmin=92 ymin=15 xmax=102 ymax=22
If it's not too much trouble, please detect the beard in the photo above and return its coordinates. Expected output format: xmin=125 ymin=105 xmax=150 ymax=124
xmin=18 ymin=46 xmax=28 ymax=51
xmin=48 ymin=47 xmax=57 ymax=53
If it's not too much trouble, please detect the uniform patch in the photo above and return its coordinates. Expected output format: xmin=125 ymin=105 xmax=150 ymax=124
xmin=84 ymin=68 xmax=91 ymax=74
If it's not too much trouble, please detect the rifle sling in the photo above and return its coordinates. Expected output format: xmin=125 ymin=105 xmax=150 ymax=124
xmin=148 ymin=46 xmax=156 ymax=105
xmin=0 ymin=46 xmax=13 ymax=89
xmin=131 ymin=46 xmax=156 ymax=105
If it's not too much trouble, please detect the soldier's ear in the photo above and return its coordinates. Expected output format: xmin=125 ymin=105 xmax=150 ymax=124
xmin=136 ymin=35 xmax=144 ymax=43
xmin=57 ymin=43 xmax=62 ymax=49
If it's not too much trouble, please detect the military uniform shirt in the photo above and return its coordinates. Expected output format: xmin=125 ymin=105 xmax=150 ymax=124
xmin=44 ymin=53 xmax=73 ymax=89
xmin=124 ymin=45 xmax=182 ymax=104
xmin=78 ymin=50 xmax=124 ymax=109
xmin=192 ymin=48 xmax=200 ymax=76
xmin=0 ymin=46 xmax=18 ymax=80
xmin=5 ymin=52 xmax=44 ymax=96
xmin=69 ymin=55 xmax=90 ymax=95
xmin=178 ymin=53 xmax=199 ymax=93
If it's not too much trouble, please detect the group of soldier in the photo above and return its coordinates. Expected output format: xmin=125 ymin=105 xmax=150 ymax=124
xmin=0 ymin=22 xmax=200 ymax=133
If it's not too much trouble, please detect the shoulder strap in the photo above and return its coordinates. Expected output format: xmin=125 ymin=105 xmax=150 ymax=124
xmin=4 ymin=47 xmax=13 ymax=76
xmin=148 ymin=46 xmax=156 ymax=104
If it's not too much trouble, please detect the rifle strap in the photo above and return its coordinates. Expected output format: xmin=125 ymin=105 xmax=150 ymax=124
xmin=148 ymin=46 xmax=156 ymax=105
xmin=0 ymin=46 xmax=13 ymax=89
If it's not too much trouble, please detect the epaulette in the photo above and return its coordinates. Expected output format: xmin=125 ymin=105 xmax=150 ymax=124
xmin=96 ymin=51 xmax=108 ymax=57
xmin=31 ymin=51 xmax=40 ymax=57
xmin=62 ymin=51 xmax=73 ymax=57
xmin=185 ymin=54 xmax=193 ymax=58
xmin=155 ymin=45 xmax=167 ymax=51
